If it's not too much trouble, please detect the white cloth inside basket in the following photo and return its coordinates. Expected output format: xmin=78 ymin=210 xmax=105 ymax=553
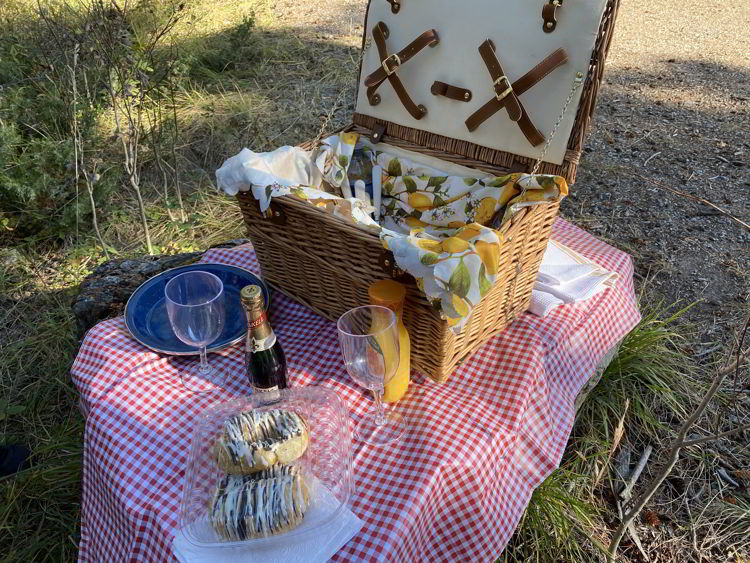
xmin=216 ymin=146 xmax=319 ymax=197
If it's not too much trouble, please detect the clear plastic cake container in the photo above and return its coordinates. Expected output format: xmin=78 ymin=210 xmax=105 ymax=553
xmin=179 ymin=386 xmax=353 ymax=549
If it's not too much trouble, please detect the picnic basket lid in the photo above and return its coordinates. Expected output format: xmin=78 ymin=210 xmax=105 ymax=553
xmin=352 ymin=0 xmax=619 ymax=184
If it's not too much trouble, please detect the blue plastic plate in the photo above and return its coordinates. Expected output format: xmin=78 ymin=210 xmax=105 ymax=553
xmin=124 ymin=263 xmax=269 ymax=356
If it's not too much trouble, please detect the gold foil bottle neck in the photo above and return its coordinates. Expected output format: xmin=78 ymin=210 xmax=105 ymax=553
xmin=241 ymin=284 xmax=264 ymax=307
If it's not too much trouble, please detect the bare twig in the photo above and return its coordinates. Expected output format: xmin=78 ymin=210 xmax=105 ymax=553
xmin=88 ymin=0 xmax=187 ymax=254
xmin=69 ymin=42 xmax=108 ymax=258
xmin=643 ymin=151 xmax=661 ymax=167
xmin=682 ymin=422 xmax=750 ymax=448
xmin=717 ymin=468 xmax=740 ymax=488
xmin=168 ymin=40 xmax=186 ymax=222
xmin=622 ymin=170 xmax=750 ymax=232
xmin=607 ymin=314 xmax=750 ymax=562
xmin=146 ymin=106 xmax=175 ymax=221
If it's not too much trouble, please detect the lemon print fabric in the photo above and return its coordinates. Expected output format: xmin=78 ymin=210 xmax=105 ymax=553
xmin=381 ymin=223 xmax=504 ymax=328
xmin=370 ymin=149 xmax=567 ymax=331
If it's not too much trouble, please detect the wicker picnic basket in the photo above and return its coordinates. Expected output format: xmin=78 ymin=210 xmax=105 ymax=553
xmin=236 ymin=0 xmax=621 ymax=382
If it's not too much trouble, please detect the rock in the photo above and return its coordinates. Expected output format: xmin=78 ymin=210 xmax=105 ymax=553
xmin=72 ymin=239 xmax=249 ymax=337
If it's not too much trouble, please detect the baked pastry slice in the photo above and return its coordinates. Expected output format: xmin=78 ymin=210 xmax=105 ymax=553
xmin=215 ymin=409 xmax=309 ymax=474
xmin=209 ymin=466 xmax=311 ymax=540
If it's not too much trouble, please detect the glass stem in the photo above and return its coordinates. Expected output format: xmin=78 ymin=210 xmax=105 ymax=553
xmin=372 ymin=388 xmax=386 ymax=426
xmin=198 ymin=346 xmax=210 ymax=375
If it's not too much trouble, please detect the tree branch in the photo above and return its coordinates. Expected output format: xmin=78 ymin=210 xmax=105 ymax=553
xmin=682 ymin=422 xmax=750 ymax=448
xmin=607 ymin=314 xmax=749 ymax=562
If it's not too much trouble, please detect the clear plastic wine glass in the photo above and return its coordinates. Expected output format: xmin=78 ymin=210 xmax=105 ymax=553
xmin=337 ymin=305 xmax=406 ymax=445
xmin=164 ymin=271 xmax=225 ymax=391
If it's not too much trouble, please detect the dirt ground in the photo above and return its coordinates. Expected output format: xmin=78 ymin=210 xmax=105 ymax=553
xmin=271 ymin=0 xmax=750 ymax=347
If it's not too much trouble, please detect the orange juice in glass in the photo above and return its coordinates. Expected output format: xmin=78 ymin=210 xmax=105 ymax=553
xmin=369 ymin=280 xmax=410 ymax=403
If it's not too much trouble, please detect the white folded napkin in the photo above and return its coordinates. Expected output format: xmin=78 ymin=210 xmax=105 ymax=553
xmin=529 ymin=289 xmax=565 ymax=318
xmin=215 ymin=146 xmax=320 ymax=196
xmin=528 ymin=240 xmax=618 ymax=317
xmin=172 ymin=485 xmax=362 ymax=563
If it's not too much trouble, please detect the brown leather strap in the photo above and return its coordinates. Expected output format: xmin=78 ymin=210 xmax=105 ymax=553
xmin=512 ymin=48 xmax=569 ymax=96
xmin=431 ymin=81 xmax=472 ymax=102
xmin=363 ymin=23 xmax=438 ymax=120
xmin=465 ymin=42 xmax=568 ymax=146
xmin=370 ymin=121 xmax=387 ymax=143
xmin=364 ymin=25 xmax=439 ymax=88
xmin=370 ymin=77 xmax=426 ymax=119
xmin=478 ymin=40 xmax=522 ymax=121
xmin=542 ymin=0 xmax=563 ymax=32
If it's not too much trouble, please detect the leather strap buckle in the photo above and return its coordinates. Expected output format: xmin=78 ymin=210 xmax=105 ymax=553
xmin=381 ymin=53 xmax=401 ymax=76
xmin=465 ymin=41 xmax=568 ymax=147
xmin=364 ymin=25 xmax=438 ymax=120
xmin=493 ymin=76 xmax=513 ymax=101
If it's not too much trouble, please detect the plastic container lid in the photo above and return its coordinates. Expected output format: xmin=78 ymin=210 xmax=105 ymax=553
xmin=179 ymin=386 xmax=353 ymax=549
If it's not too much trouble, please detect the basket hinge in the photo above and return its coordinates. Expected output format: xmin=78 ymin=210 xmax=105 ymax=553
xmin=370 ymin=121 xmax=387 ymax=144
xmin=542 ymin=0 xmax=563 ymax=33
xmin=386 ymin=0 xmax=401 ymax=13
xmin=267 ymin=201 xmax=287 ymax=226
xmin=250 ymin=196 xmax=287 ymax=226
xmin=379 ymin=250 xmax=410 ymax=281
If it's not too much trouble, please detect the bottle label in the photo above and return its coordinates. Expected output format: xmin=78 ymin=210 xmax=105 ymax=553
xmin=254 ymin=385 xmax=279 ymax=393
xmin=248 ymin=311 xmax=268 ymax=329
xmin=251 ymin=332 xmax=277 ymax=352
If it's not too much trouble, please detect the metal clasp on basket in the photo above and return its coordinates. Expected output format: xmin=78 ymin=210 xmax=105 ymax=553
xmin=543 ymin=0 xmax=563 ymax=32
xmin=382 ymin=53 xmax=401 ymax=76
xmin=379 ymin=250 xmax=410 ymax=281
xmin=493 ymin=75 xmax=513 ymax=101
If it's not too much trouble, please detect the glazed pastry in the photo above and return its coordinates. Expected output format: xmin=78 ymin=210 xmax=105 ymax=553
xmin=209 ymin=468 xmax=310 ymax=540
xmin=215 ymin=409 xmax=309 ymax=474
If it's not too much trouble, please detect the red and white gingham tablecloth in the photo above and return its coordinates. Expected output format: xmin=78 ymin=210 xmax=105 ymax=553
xmin=71 ymin=218 xmax=640 ymax=562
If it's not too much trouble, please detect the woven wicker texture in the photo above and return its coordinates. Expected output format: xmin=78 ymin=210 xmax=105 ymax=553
xmin=238 ymin=192 xmax=559 ymax=382
xmin=235 ymin=0 xmax=619 ymax=382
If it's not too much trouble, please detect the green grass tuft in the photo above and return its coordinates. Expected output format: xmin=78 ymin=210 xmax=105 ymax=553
xmin=576 ymin=300 xmax=699 ymax=443
xmin=503 ymin=469 xmax=605 ymax=563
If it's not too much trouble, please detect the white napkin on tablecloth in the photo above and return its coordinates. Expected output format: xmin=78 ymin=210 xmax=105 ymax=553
xmin=528 ymin=240 xmax=618 ymax=317
xmin=171 ymin=485 xmax=363 ymax=563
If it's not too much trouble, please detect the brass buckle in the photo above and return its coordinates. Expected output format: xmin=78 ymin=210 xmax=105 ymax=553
xmin=382 ymin=53 xmax=401 ymax=76
xmin=493 ymin=75 xmax=513 ymax=101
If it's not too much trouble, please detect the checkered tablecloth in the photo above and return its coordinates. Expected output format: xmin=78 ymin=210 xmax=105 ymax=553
xmin=71 ymin=218 xmax=640 ymax=562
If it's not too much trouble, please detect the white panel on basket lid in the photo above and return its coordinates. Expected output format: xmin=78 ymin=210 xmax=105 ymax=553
xmin=355 ymin=0 xmax=609 ymax=166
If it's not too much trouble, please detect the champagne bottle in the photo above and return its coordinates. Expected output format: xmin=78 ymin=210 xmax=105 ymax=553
xmin=240 ymin=285 xmax=288 ymax=393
